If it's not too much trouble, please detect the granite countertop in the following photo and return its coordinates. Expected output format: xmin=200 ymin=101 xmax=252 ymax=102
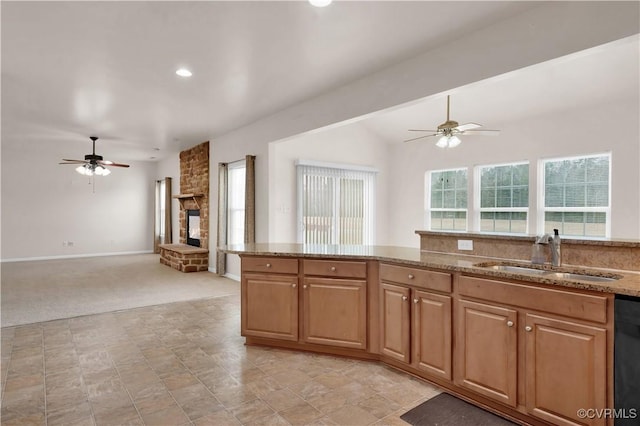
xmin=220 ymin=243 xmax=640 ymax=297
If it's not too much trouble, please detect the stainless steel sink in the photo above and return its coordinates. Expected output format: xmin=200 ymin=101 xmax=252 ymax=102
xmin=475 ymin=262 xmax=622 ymax=282
xmin=544 ymin=272 xmax=619 ymax=282
xmin=485 ymin=265 xmax=548 ymax=275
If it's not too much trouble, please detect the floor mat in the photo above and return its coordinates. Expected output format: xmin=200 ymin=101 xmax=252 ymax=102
xmin=400 ymin=393 xmax=518 ymax=426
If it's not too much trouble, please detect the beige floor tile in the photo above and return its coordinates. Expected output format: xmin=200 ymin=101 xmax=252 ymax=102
xmin=93 ymin=404 xmax=142 ymax=426
xmin=46 ymin=401 xmax=93 ymax=426
xmin=279 ymin=401 xmax=323 ymax=425
xmin=261 ymin=388 xmax=307 ymax=412
xmin=250 ymin=412 xmax=291 ymax=426
xmin=177 ymin=394 xmax=225 ymax=420
xmin=134 ymin=389 xmax=176 ymax=415
xmin=0 ymin=412 xmax=46 ymax=426
xmin=169 ymin=382 xmax=212 ymax=405
xmin=4 ymin=373 xmax=44 ymax=392
xmin=193 ymin=409 xmax=242 ymax=425
xmin=326 ymin=404 xmax=380 ymax=426
xmin=229 ymin=398 xmax=275 ymax=424
xmin=163 ymin=372 xmax=200 ymax=391
xmin=139 ymin=404 xmax=190 ymax=425
xmin=213 ymin=387 xmax=258 ymax=409
xmin=357 ymin=394 xmax=401 ymax=419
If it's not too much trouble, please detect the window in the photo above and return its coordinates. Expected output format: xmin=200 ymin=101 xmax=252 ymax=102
xmin=227 ymin=160 xmax=246 ymax=245
xmin=297 ymin=162 xmax=376 ymax=245
xmin=427 ymin=168 xmax=468 ymax=231
xmin=541 ymin=154 xmax=610 ymax=238
xmin=477 ymin=162 xmax=529 ymax=233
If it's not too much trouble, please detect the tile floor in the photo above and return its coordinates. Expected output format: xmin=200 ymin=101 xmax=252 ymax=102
xmin=1 ymin=294 xmax=441 ymax=425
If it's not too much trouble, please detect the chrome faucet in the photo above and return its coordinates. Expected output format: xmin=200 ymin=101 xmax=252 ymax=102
xmin=536 ymin=229 xmax=562 ymax=266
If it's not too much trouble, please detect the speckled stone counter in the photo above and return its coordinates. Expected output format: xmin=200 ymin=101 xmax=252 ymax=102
xmin=221 ymin=243 xmax=640 ymax=297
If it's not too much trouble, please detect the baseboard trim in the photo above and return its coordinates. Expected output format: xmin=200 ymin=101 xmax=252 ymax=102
xmin=224 ymin=273 xmax=241 ymax=282
xmin=1 ymin=250 xmax=155 ymax=263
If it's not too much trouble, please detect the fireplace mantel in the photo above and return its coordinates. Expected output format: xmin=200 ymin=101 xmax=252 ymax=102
xmin=173 ymin=193 xmax=204 ymax=209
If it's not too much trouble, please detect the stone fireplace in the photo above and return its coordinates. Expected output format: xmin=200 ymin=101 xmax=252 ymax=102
xmin=159 ymin=141 xmax=210 ymax=272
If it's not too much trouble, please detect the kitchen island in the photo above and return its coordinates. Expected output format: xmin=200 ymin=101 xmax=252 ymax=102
xmin=221 ymin=243 xmax=640 ymax=426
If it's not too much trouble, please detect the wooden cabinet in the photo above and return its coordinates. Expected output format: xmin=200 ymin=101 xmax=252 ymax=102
xmin=525 ymin=314 xmax=607 ymax=426
xmin=241 ymin=256 xmax=299 ymax=341
xmin=455 ymin=299 xmax=518 ymax=407
xmin=302 ymin=259 xmax=368 ymax=350
xmin=241 ymin=273 xmax=299 ymax=341
xmin=457 ymin=275 xmax=610 ymax=425
xmin=302 ymin=277 xmax=367 ymax=349
xmin=379 ymin=264 xmax=452 ymax=381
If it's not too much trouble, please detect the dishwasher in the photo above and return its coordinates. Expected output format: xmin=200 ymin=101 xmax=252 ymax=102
xmin=615 ymin=294 xmax=640 ymax=425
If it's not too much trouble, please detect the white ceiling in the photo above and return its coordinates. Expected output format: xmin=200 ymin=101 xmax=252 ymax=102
xmin=1 ymin=1 xmax=637 ymax=162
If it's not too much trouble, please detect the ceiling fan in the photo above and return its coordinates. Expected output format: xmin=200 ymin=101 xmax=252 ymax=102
xmin=404 ymin=95 xmax=500 ymax=148
xmin=59 ymin=136 xmax=130 ymax=176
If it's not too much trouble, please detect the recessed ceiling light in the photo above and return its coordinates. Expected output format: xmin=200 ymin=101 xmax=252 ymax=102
xmin=176 ymin=68 xmax=192 ymax=77
xmin=309 ymin=0 xmax=332 ymax=7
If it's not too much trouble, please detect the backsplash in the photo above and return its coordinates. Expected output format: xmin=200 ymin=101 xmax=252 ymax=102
xmin=416 ymin=231 xmax=640 ymax=272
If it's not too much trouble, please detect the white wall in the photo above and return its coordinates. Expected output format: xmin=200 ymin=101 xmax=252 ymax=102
xmin=1 ymin=143 xmax=157 ymax=260
xmin=387 ymin=99 xmax=640 ymax=247
xmin=156 ymin=155 xmax=181 ymax=244
xmin=269 ymin=123 xmax=390 ymax=244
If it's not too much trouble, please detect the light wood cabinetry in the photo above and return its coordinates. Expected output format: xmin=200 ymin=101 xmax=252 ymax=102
xmin=302 ymin=259 xmax=368 ymax=350
xmin=457 ymin=275 xmax=610 ymax=426
xmin=302 ymin=277 xmax=367 ymax=349
xmin=241 ymin=273 xmax=299 ymax=341
xmin=379 ymin=264 xmax=453 ymax=381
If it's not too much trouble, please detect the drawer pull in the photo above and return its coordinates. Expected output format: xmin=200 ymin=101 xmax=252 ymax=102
xmin=413 ymin=298 xmax=419 ymax=304
xmin=507 ymin=321 xmax=514 ymax=327
xmin=525 ymin=326 xmax=532 ymax=332
xmin=402 ymin=296 xmax=408 ymax=301
xmin=408 ymin=274 xmax=415 ymax=279
xmin=292 ymin=283 xmax=297 ymax=288
xmin=330 ymin=266 xmax=336 ymax=272
xmin=265 ymin=263 xmax=271 ymax=268
xmin=303 ymin=284 xmax=308 ymax=289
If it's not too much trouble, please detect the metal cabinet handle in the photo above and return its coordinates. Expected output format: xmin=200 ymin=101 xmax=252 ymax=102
xmin=525 ymin=326 xmax=532 ymax=332
xmin=303 ymin=284 xmax=308 ymax=289
xmin=266 ymin=263 xmax=271 ymax=268
xmin=402 ymin=296 xmax=408 ymax=301
xmin=330 ymin=266 xmax=336 ymax=272
xmin=408 ymin=274 xmax=415 ymax=279
xmin=413 ymin=298 xmax=419 ymax=304
xmin=507 ymin=321 xmax=514 ymax=327
xmin=292 ymin=283 xmax=297 ymax=288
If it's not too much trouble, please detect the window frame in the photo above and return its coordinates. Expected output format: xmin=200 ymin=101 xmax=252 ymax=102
xmin=425 ymin=167 xmax=469 ymax=232
xmin=226 ymin=159 xmax=247 ymax=245
xmin=474 ymin=161 xmax=530 ymax=235
xmin=538 ymin=152 xmax=611 ymax=238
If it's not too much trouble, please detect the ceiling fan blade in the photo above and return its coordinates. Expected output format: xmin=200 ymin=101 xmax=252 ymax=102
xmin=61 ymin=159 xmax=87 ymax=163
xmin=455 ymin=122 xmax=482 ymax=132
xmin=97 ymin=160 xmax=130 ymax=167
xmin=404 ymin=133 xmax=439 ymax=143
xmin=408 ymin=129 xmax=439 ymax=133
xmin=461 ymin=129 xmax=501 ymax=136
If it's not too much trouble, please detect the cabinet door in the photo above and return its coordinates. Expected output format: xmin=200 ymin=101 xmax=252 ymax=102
xmin=455 ymin=299 xmax=518 ymax=407
xmin=241 ymin=274 xmax=298 ymax=341
xmin=302 ymin=277 xmax=367 ymax=349
xmin=525 ymin=314 xmax=607 ymax=426
xmin=380 ymin=283 xmax=411 ymax=363
xmin=412 ymin=290 xmax=452 ymax=380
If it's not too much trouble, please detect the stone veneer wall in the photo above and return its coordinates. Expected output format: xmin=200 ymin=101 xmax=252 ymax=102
xmin=179 ymin=141 xmax=209 ymax=249
xmin=417 ymin=231 xmax=640 ymax=271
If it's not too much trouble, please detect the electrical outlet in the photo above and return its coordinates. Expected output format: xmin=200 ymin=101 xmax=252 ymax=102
xmin=67 ymin=241 xmax=74 ymax=247
xmin=458 ymin=239 xmax=473 ymax=251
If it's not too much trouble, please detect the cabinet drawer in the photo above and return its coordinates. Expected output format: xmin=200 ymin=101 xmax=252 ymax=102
xmin=303 ymin=259 xmax=367 ymax=279
xmin=242 ymin=256 xmax=298 ymax=274
xmin=459 ymin=275 xmax=608 ymax=324
xmin=380 ymin=264 xmax=451 ymax=293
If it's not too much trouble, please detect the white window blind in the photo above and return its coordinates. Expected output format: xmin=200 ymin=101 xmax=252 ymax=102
xmin=427 ymin=168 xmax=468 ymax=231
xmin=541 ymin=154 xmax=610 ymax=237
xmin=297 ymin=162 xmax=376 ymax=245
xmin=227 ymin=160 xmax=246 ymax=245
xmin=477 ymin=162 xmax=529 ymax=234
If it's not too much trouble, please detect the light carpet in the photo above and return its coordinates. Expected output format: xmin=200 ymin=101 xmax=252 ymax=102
xmin=1 ymin=253 xmax=239 ymax=327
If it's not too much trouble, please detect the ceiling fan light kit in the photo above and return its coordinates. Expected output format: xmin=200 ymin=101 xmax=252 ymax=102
xmin=404 ymin=95 xmax=500 ymax=148
xmin=59 ymin=136 xmax=129 ymax=177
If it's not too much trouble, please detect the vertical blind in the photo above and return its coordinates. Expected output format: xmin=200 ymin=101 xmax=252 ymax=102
xmin=297 ymin=162 xmax=376 ymax=245
xmin=227 ymin=160 xmax=246 ymax=245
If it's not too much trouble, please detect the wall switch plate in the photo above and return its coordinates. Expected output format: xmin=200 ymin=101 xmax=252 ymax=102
xmin=458 ymin=239 xmax=473 ymax=251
